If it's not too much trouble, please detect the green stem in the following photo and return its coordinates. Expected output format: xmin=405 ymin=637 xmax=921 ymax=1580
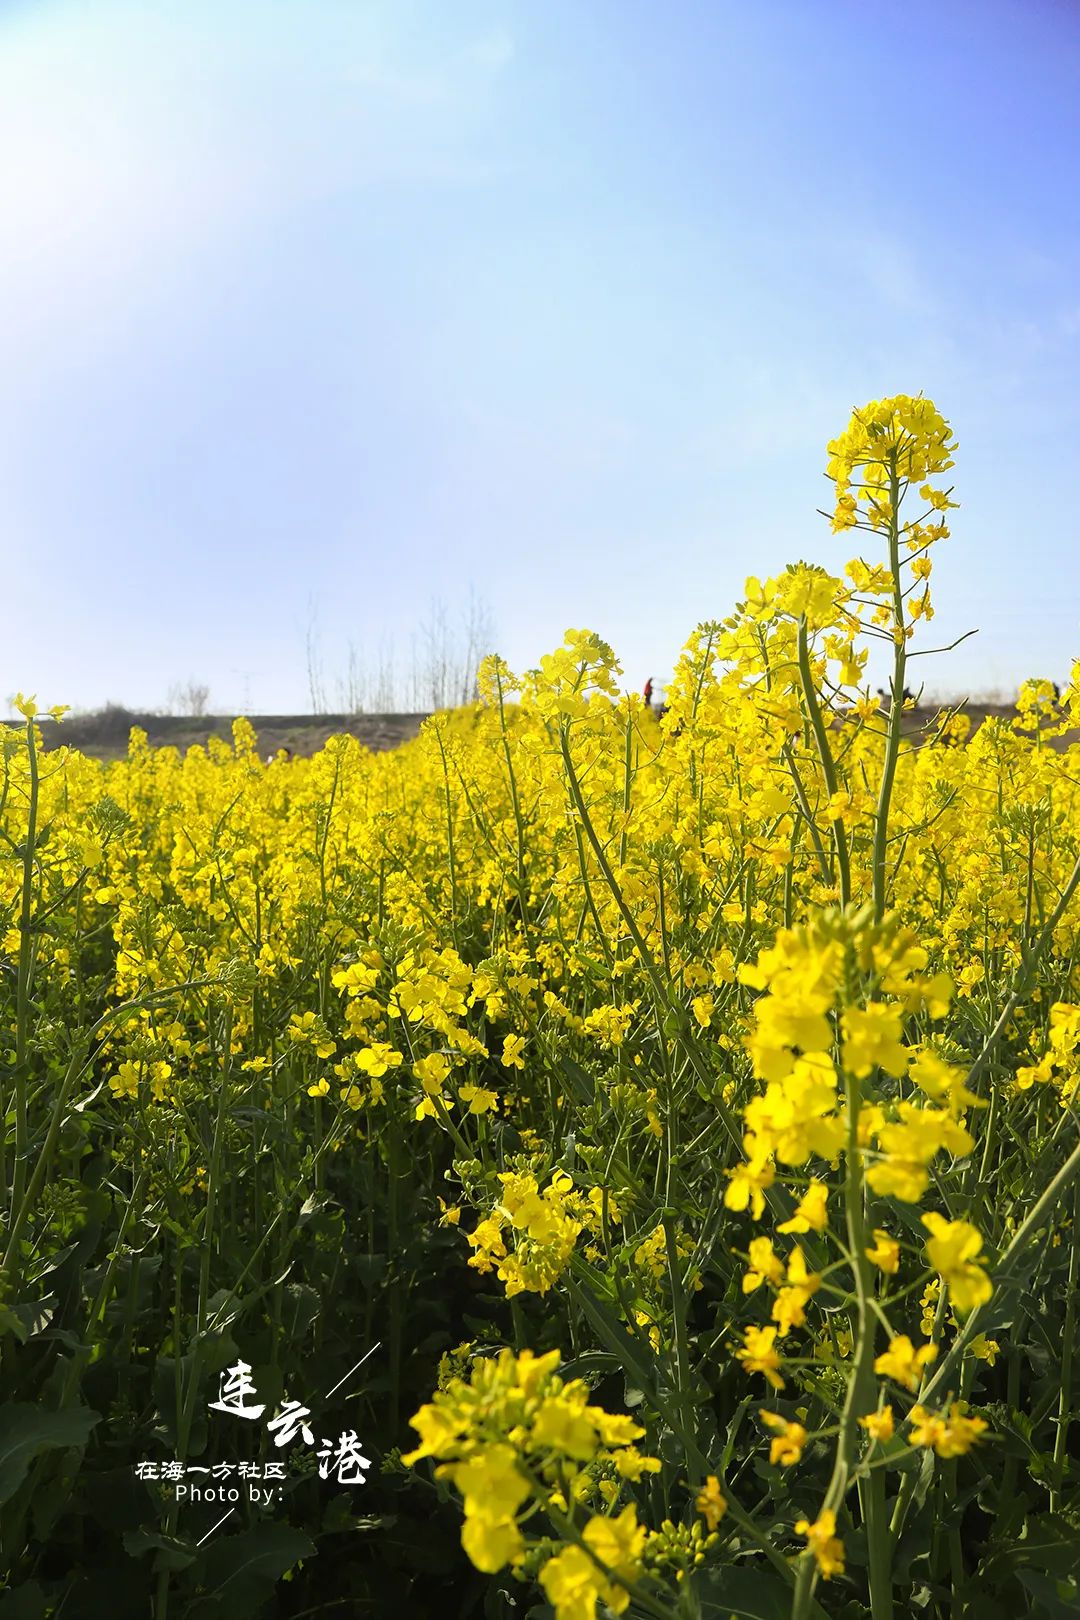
xmin=872 ymin=453 xmax=905 ymax=923
xmin=10 ymin=717 xmax=41 ymax=1222
xmin=558 ymin=719 xmax=742 ymax=1152
xmin=1050 ymin=1176 xmax=1080 ymax=1511
xmin=661 ymin=1215 xmax=697 ymax=1485
xmin=495 ymin=668 xmax=535 ymax=955
xmin=997 ymin=1346 xmax=1021 ymax=1510
xmin=433 ymin=723 xmax=461 ymax=949
xmin=794 ymin=1014 xmax=890 ymax=1617
xmin=2 ymin=1041 xmax=87 ymax=1274
xmin=895 ymin=1126 xmax=1080 ymax=1518
xmin=966 ymin=848 xmax=1080 ymax=1099
xmin=795 ymin=621 xmax=851 ymax=906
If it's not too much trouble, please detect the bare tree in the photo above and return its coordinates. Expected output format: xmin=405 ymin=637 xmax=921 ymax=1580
xmin=409 ymin=592 xmax=496 ymax=712
xmin=305 ymin=597 xmax=327 ymax=715
xmin=335 ymin=639 xmax=369 ymax=717
xmin=459 ymin=586 xmax=496 ymax=706
xmin=412 ymin=597 xmax=449 ymax=711
xmin=318 ymin=592 xmax=495 ymax=718
xmin=168 ymin=679 xmax=211 ymax=717
xmin=373 ymin=637 xmax=397 ymax=713
xmin=406 ymin=629 xmax=421 ymax=713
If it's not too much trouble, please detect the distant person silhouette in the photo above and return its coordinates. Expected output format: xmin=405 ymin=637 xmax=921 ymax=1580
xmin=644 ymin=677 xmax=654 ymax=710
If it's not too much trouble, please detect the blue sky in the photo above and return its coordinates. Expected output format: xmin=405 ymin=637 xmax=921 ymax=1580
xmin=3 ymin=0 xmax=1079 ymax=712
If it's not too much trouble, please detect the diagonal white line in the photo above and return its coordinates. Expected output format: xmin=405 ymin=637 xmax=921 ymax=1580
xmin=323 ymin=1341 xmax=381 ymax=1403
xmin=196 ymin=1507 xmax=236 ymax=1546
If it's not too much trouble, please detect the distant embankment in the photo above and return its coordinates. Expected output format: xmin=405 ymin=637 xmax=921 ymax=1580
xmin=19 ymin=702 xmax=1075 ymax=761
xmin=37 ymin=710 xmax=430 ymax=762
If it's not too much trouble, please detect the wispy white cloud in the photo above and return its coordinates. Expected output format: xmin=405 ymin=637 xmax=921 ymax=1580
xmin=344 ymin=26 xmax=514 ymax=100
xmin=840 ymin=232 xmax=941 ymax=318
xmin=0 ymin=1 xmax=514 ymax=369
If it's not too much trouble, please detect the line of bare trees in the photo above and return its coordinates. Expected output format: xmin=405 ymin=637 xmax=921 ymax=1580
xmin=166 ymin=680 xmax=211 ymax=717
xmin=70 ymin=593 xmax=497 ymax=721
xmin=305 ymin=590 xmax=497 ymax=717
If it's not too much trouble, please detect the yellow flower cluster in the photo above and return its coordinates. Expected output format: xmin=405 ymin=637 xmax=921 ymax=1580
xmin=826 ymin=393 xmax=957 ymax=533
xmin=403 ymin=1347 xmax=659 ymax=1612
xmin=465 ymin=1170 xmax=591 ymax=1296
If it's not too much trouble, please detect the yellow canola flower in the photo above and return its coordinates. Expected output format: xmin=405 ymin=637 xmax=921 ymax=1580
xmin=865 ymin=1229 xmax=901 ymax=1274
xmin=691 ymin=993 xmax=715 ymax=1027
xmin=458 ymin=1082 xmax=499 ymax=1115
xmin=771 ymin=1246 xmax=821 ymax=1336
xmin=908 ymin=1403 xmax=989 ymax=1457
xmin=695 ymin=1476 xmax=727 ymax=1530
xmin=969 ymin=1334 xmax=1000 ymax=1367
xmin=532 ymin=1397 xmax=600 ymax=1461
xmin=859 ymin=1405 xmax=895 ymax=1444
xmin=795 ymin=1507 xmax=845 ymax=1579
xmin=108 ymin=1061 xmax=140 ymax=1099
xmin=355 ymin=1042 xmax=402 ymax=1076
xmin=759 ymin=1410 xmax=808 ymax=1466
xmin=501 ymin=1032 xmax=526 ymax=1069
xmin=874 ymin=1335 xmax=938 ymax=1392
xmin=742 ymin=1236 xmax=784 ymax=1293
xmin=447 ymin=1445 xmax=530 ymax=1573
xmin=842 ymin=1002 xmax=908 ymax=1079
xmin=777 ymin=1179 xmax=829 ymax=1234
xmin=540 ymin=1504 xmax=646 ymax=1620
xmin=737 ymin=1325 xmax=785 ymax=1390
xmin=922 ymin=1213 xmax=993 ymax=1313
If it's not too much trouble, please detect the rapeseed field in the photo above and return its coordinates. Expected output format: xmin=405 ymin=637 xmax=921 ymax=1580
xmin=3 ymin=397 xmax=1079 ymax=1619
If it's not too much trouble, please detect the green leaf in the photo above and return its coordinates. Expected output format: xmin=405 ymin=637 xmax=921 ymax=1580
xmin=0 ymin=1404 xmax=100 ymax=1505
xmin=0 ymin=1305 xmax=29 ymax=1344
xmin=352 ymin=1253 xmax=387 ymax=1289
xmin=566 ymin=1271 xmax=661 ymax=1409
xmin=200 ymin=1288 xmax=244 ymax=1335
xmin=1006 ymin=1514 xmax=1080 ymax=1579
xmin=123 ymin=1528 xmax=197 ymax=1572
xmin=0 ymin=1582 xmax=45 ymax=1620
xmin=193 ymin=1523 xmax=316 ymax=1616
xmin=9 ymin=1296 xmax=59 ymax=1341
xmin=557 ymin=1056 xmax=594 ymax=1106
xmin=283 ymin=1281 xmax=321 ymax=1337
xmin=1015 ymin=1568 xmax=1080 ymax=1617
xmin=27 ymin=1243 xmax=77 ymax=1282
xmin=695 ymin=1564 xmax=823 ymax=1619
xmin=250 ymin=1361 xmax=285 ymax=1414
